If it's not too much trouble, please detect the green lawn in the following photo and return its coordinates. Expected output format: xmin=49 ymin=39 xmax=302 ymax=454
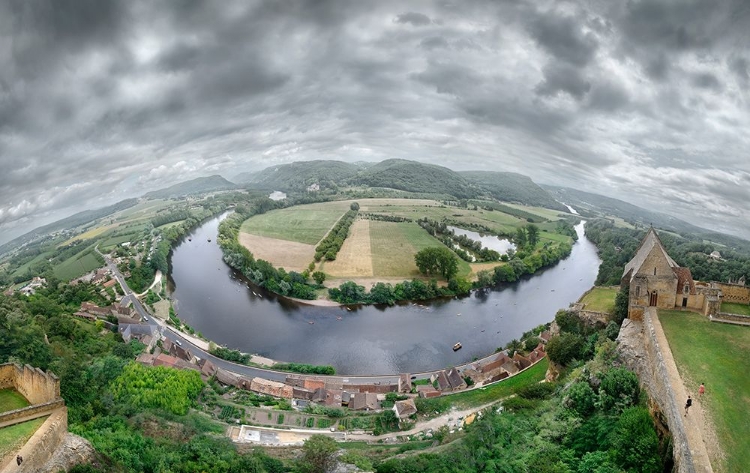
xmin=0 ymin=389 xmax=29 ymax=413
xmin=580 ymin=287 xmax=618 ymax=313
xmin=659 ymin=310 xmax=750 ymax=472
xmin=369 ymin=221 xmax=471 ymax=278
xmin=719 ymin=302 xmax=750 ymax=316
xmin=0 ymin=417 xmax=46 ymax=459
xmin=449 ymin=358 xmax=548 ymax=409
xmin=240 ymin=201 xmax=352 ymax=245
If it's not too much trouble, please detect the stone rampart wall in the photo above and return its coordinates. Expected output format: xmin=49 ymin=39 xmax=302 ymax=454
xmin=0 ymin=363 xmax=59 ymax=405
xmin=641 ymin=311 xmax=695 ymax=473
xmin=0 ymin=408 xmax=68 ymax=473
xmin=712 ymin=312 xmax=750 ymax=325
xmin=0 ymin=400 xmax=64 ymax=428
xmin=713 ymin=283 xmax=750 ymax=304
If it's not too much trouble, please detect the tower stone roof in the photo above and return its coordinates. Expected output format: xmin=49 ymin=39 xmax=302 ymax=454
xmin=622 ymin=227 xmax=678 ymax=282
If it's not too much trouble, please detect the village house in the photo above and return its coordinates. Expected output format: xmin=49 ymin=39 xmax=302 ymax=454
xmin=119 ymin=323 xmax=159 ymax=351
xmin=393 ymin=399 xmax=418 ymax=420
xmin=349 ymin=392 xmax=380 ymax=411
xmin=398 ymin=373 xmax=412 ymax=393
xmin=417 ymin=385 xmax=441 ymax=398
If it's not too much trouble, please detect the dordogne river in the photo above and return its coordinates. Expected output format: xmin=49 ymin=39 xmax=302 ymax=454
xmin=168 ymin=214 xmax=600 ymax=375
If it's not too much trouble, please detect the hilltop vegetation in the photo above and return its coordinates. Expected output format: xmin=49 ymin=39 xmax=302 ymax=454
xmin=239 ymin=158 xmax=567 ymax=208
xmin=461 ymin=171 xmax=567 ymax=211
xmin=143 ymin=175 xmax=237 ymax=199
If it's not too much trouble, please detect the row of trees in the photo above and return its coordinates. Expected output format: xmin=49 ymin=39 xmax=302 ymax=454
xmin=514 ymin=223 xmax=540 ymax=250
xmin=314 ymin=208 xmax=358 ymax=261
xmin=328 ymin=277 xmax=473 ymax=305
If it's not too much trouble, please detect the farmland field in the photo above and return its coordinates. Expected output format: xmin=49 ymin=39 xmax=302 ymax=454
xmin=368 ymin=220 xmax=471 ymax=278
xmin=240 ymin=201 xmax=352 ymax=245
xmin=53 ymin=249 xmax=104 ymax=281
xmin=320 ymin=219 xmax=374 ymax=277
xmin=239 ymin=233 xmax=315 ymax=272
xmin=500 ymin=203 xmax=571 ymax=221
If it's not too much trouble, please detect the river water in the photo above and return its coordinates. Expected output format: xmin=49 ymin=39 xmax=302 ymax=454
xmin=168 ymin=217 xmax=600 ymax=375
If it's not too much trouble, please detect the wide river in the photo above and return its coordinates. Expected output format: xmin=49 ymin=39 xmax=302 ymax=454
xmin=168 ymin=215 xmax=600 ymax=375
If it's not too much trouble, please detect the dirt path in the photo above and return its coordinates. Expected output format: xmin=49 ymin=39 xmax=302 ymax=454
xmin=651 ymin=312 xmax=716 ymax=473
xmin=136 ymin=270 xmax=162 ymax=297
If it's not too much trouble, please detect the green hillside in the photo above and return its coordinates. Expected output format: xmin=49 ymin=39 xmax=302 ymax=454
xmin=240 ymin=160 xmax=360 ymax=191
xmin=144 ymin=175 xmax=237 ymax=199
xmin=0 ymin=199 xmax=138 ymax=258
xmin=461 ymin=171 xmax=567 ymax=211
xmin=355 ymin=159 xmax=477 ymax=198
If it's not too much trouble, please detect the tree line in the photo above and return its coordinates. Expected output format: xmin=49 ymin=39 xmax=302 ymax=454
xmin=314 ymin=208 xmax=358 ymax=261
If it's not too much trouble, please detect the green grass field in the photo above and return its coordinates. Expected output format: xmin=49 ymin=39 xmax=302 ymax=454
xmin=449 ymin=358 xmax=548 ymax=409
xmin=719 ymin=302 xmax=750 ymax=316
xmin=369 ymin=221 xmax=471 ymax=278
xmin=0 ymin=389 xmax=29 ymax=413
xmin=580 ymin=287 xmax=618 ymax=313
xmin=53 ymin=249 xmax=103 ymax=281
xmin=240 ymin=201 xmax=352 ymax=245
xmin=659 ymin=310 xmax=750 ymax=472
xmin=0 ymin=417 xmax=47 ymax=459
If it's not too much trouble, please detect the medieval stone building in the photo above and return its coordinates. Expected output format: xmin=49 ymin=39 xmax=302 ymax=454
xmin=621 ymin=228 xmax=721 ymax=319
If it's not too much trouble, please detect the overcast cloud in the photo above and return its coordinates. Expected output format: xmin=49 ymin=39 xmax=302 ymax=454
xmin=1 ymin=0 xmax=750 ymax=244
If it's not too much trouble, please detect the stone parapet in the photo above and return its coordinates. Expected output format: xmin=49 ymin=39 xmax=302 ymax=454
xmin=0 ymin=408 xmax=68 ymax=473
xmin=0 ymin=399 xmax=65 ymax=429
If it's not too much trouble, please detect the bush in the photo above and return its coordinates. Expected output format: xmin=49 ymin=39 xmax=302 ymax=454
xmin=598 ymin=367 xmax=640 ymax=414
xmin=515 ymin=382 xmax=555 ymax=399
xmin=566 ymin=382 xmax=597 ymax=417
xmin=546 ymin=333 xmax=584 ymax=366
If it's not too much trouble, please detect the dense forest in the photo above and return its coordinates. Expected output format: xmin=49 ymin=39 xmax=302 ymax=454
xmin=585 ymin=219 xmax=750 ymax=285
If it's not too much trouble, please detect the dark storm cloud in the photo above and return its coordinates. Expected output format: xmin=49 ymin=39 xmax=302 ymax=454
xmin=394 ymin=12 xmax=431 ymax=26
xmin=691 ymin=72 xmax=722 ymax=91
xmin=535 ymin=63 xmax=591 ymax=99
xmin=526 ymin=8 xmax=599 ymax=67
xmin=1 ymin=0 xmax=750 ymax=244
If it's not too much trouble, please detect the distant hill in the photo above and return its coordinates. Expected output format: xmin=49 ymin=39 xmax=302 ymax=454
xmin=355 ymin=159 xmax=478 ymax=199
xmin=0 ymin=198 xmax=138 ymax=257
xmin=239 ymin=160 xmax=360 ymax=191
xmin=461 ymin=171 xmax=567 ymax=211
xmin=242 ymin=159 xmax=568 ymax=208
xmin=144 ymin=175 xmax=237 ymax=199
xmin=543 ymin=186 xmax=750 ymax=250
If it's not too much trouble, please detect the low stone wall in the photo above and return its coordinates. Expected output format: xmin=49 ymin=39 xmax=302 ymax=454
xmin=712 ymin=312 xmax=750 ymax=325
xmin=617 ymin=314 xmax=696 ymax=473
xmin=0 ymin=363 xmax=59 ymax=405
xmin=0 ymin=400 xmax=65 ymax=429
xmin=0 ymin=408 xmax=68 ymax=473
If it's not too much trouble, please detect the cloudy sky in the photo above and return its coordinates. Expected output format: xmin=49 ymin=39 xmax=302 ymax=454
xmin=1 ymin=0 xmax=749 ymax=245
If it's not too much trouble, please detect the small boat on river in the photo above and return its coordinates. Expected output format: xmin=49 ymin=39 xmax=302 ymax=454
xmin=453 ymin=342 xmax=462 ymax=351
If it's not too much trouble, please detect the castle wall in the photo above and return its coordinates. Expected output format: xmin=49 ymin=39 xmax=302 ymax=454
xmin=713 ymin=283 xmax=750 ymax=304
xmin=0 ymin=408 xmax=69 ymax=473
xmin=0 ymin=364 xmax=59 ymax=405
xmin=0 ymin=400 xmax=65 ymax=427
xmin=617 ymin=312 xmax=697 ymax=473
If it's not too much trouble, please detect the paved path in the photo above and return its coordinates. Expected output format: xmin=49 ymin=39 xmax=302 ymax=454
xmin=651 ymin=311 xmax=714 ymax=473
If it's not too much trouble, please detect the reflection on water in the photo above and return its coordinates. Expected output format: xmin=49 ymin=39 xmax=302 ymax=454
xmin=447 ymin=225 xmax=516 ymax=255
xmin=169 ymin=215 xmax=600 ymax=375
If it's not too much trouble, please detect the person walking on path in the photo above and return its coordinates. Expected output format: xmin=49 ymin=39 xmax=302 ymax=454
xmin=699 ymin=383 xmax=705 ymax=397
xmin=685 ymin=395 xmax=692 ymax=416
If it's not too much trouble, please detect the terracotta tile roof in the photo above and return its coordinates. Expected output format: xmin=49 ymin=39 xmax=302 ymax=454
xmin=393 ymin=399 xmax=417 ymax=419
xmin=673 ymin=267 xmax=696 ymax=295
